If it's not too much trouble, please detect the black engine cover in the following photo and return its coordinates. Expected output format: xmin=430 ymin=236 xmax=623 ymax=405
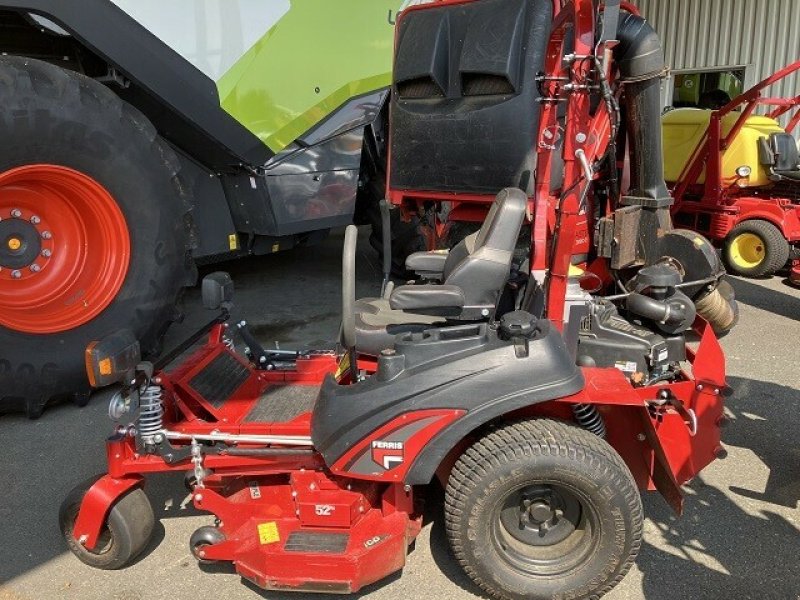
xmin=577 ymin=302 xmax=685 ymax=379
xmin=389 ymin=0 xmax=552 ymax=195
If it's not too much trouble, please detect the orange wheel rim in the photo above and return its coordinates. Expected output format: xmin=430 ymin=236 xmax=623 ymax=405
xmin=0 ymin=165 xmax=130 ymax=334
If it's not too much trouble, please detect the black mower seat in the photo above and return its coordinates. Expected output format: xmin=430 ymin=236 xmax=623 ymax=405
xmin=759 ymin=132 xmax=800 ymax=181
xmin=354 ymin=187 xmax=527 ymax=356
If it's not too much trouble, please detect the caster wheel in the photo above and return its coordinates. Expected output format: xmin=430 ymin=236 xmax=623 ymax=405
xmin=190 ymin=525 xmax=226 ymax=563
xmin=59 ymin=477 xmax=154 ymax=570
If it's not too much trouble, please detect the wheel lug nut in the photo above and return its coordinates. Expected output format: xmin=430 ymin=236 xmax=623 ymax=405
xmin=41 ymin=231 xmax=52 ymax=240
xmin=30 ymin=264 xmax=41 ymax=273
xmin=42 ymin=249 xmax=52 ymax=258
xmin=11 ymin=208 xmax=22 ymax=218
xmin=30 ymin=215 xmax=41 ymax=224
xmin=11 ymin=270 xmax=21 ymax=279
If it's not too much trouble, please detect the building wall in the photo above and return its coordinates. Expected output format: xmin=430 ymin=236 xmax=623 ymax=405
xmin=633 ymin=0 xmax=800 ymax=107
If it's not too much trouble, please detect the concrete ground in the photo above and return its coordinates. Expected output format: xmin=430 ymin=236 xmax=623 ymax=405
xmin=1 ymin=228 xmax=798 ymax=600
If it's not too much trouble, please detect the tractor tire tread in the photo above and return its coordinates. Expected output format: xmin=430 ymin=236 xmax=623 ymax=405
xmin=444 ymin=419 xmax=643 ymax=600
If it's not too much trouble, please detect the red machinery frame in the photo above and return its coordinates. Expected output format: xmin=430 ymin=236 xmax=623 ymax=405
xmin=670 ymin=61 xmax=800 ymax=252
xmin=68 ymin=0 xmax=729 ymax=593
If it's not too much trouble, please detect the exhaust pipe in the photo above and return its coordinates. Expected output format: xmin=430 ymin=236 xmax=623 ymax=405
xmin=610 ymin=12 xmax=738 ymax=332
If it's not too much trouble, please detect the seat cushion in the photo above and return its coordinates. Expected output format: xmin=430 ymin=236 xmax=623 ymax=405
xmin=354 ymin=297 xmax=445 ymax=356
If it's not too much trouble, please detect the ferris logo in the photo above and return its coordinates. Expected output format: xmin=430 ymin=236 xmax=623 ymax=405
xmin=371 ymin=440 xmax=404 ymax=470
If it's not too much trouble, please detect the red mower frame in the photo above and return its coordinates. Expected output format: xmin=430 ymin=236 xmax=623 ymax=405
xmin=64 ymin=0 xmax=730 ymax=595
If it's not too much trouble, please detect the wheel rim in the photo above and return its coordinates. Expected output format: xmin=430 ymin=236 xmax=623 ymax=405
xmin=491 ymin=482 xmax=599 ymax=577
xmin=729 ymin=232 xmax=765 ymax=270
xmin=0 ymin=165 xmax=130 ymax=333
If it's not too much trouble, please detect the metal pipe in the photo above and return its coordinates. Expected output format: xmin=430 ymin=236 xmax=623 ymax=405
xmin=341 ymin=225 xmax=358 ymax=349
xmin=163 ymin=430 xmax=313 ymax=447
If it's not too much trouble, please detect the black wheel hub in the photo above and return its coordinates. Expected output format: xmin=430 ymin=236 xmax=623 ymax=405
xmin=0 ymin=217 xmax=41 ymax=269
xmin=499 ymin=485 xmax=582 ymax=547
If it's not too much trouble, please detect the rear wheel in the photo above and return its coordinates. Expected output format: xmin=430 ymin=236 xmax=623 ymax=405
xmin=445 ymin=419 xmax=643 ymax=600
xmin=724 ymin=220 xmax=790 ymax=277
xmin=0 ymin=57 xmax=194 ymax=416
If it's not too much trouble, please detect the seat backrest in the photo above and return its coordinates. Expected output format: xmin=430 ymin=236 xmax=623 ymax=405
xmin=442 ymin=188 xmax=527 ymax=307
xmin=770 ymin=132 xmax=800 ymax=172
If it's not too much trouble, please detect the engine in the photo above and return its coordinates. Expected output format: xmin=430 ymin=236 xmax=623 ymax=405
xmin=573 ymin=264 xmax=698 ymax=386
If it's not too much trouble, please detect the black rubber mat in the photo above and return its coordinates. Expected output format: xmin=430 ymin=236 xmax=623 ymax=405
xmin=284 ymin=531 xmax=349 ymax=554
xmin=245 ymin=385 xmax=318 ymax=423
xmin=188 ymin=352 xmax=250 ymax=409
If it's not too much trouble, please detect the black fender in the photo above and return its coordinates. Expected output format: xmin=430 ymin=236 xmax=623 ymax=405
xmin=312 ymin=321 xmax=584 ymax=478
xmin=403 ymin=374 xmax=584 ymax=485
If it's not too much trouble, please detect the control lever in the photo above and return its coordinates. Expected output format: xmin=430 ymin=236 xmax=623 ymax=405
xmin=236 ymin=320 xmax=273 ymax=369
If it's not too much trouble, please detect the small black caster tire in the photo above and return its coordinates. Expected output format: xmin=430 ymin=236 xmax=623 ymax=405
xmin=190 ymin=525 xmax=226 ymax=563
xmin=59 ymin=478 xmax=154 ymax=570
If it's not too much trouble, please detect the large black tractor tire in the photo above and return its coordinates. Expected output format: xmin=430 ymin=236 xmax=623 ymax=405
xmin=723 ymin=220 xmax=790 ymax=278
xmin=0 ymin=57 xmax=194 ymax=418
xmin=445 ymin=419 xmax=643 ymax=600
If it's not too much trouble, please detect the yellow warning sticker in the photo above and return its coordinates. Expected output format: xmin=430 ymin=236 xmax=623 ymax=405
xmin=228 ymin=234 xmax=238 ymax=250
xmin=257 ymin=521 xmax=280 ymax=545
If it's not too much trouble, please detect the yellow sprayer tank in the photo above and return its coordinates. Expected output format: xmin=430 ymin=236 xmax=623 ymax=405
xmin=661 ymin=108 xmax=786 ymax=187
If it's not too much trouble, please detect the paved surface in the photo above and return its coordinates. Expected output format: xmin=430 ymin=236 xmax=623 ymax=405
xmin=1 ymin=228 xmax=798 ymax=600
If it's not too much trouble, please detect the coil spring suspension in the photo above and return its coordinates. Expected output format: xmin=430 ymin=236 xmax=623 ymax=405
xmin=139 ymin=383 xmax=164 ymax=444
xmin=572 ymin=403 xmax=606 ymax=438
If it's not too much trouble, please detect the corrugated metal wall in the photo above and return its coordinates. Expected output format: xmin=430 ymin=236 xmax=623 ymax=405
xmin=633 ymin=0 xmax=800 ymax=107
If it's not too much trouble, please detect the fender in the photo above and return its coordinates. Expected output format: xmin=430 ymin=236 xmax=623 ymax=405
xmin=72 ymin=474 xmax=144 ymax=550
xmin=402 ymin=379 xmax=584 ymax=486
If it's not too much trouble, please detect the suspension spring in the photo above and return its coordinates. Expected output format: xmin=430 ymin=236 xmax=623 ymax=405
xmin=572 ymin=403 xmax=606 ymax=438
xmin=138 ymin=383 xmax=164 ymax=444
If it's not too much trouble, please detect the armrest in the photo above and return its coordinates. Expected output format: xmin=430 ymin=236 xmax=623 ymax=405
xmin=405 ymin=251 xmax=449 ymax=279
xmin=389 ymin=284 xmax=465 ymax=316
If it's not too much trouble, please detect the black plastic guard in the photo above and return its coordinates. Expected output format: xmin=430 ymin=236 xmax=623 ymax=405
xmin=311 ymin=322 xmax=584 ymax=484
xmin=389 ymin=0 xmax=552 ymax=195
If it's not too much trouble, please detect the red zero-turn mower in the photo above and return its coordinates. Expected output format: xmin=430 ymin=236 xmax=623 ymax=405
xmin=60 ymin=1 xmax=739 ymax=598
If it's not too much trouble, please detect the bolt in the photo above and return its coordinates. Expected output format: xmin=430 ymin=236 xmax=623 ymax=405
xmin=30 ymin=215 xmax=40 ymax=224
xmin=636 ymin=433 xmax=646 ymax=442
xmin=78 ymin=534 xmax=88 ymax=546
xmin=41 ymin=249 xmax=52 ymax=258
xmin=696 ymin=384 xmax=704 ymax=391
xmin=195 ymin=494 xmax=203 ymax=503
xmin=41 ymin=231 xmax=52 ymax=240
xmin=198 ymin=550 xmax=206 ymax=558
xmin=11 ymin=270 xmax=21 ymax=279
xmin=481 ymin=308 xmax=490 ymax=317
xmin=575 ymin=132 xmax=587 ymax=143
xmin=10 ymin=208 xmax=22 ymax=218
xmin=30 ymin=264 xmax=41 ymax=273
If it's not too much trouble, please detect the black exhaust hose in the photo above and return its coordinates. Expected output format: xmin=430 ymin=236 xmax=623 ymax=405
xmin=610 ymin=12 xmax=737 ymax=334
xmin=613 ymin=12 xmax=672 ymax=209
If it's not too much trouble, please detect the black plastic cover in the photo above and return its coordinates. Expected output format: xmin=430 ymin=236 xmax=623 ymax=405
xmin=389 ymin=0 xmax=552 ymax=195
xmin=311 ymin=321 xmax=583 ymax=483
